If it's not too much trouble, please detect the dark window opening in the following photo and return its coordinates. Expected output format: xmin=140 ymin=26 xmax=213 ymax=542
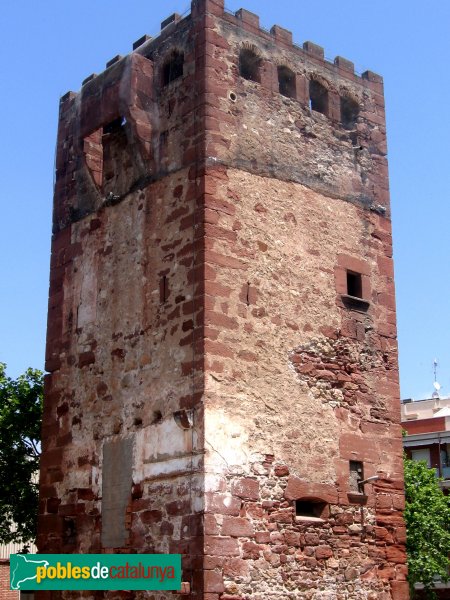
xmin=63 ymin=517 xmax=76 ymax=545
xmin=160 ymin=275 xmax=169 ymax=303
xmin=278 ymin=66 xmax=296 ymax=99
xmin=239 ymin=48 xmax=261 ymax=83
xmin=349 ymin=461 xmax=364 ymax=492
xmin=162 ymin=50 xmax=184 ymax=86
xmin=246 ymin=282 xmax=250 ymax=306
xmin=295 ymin=499 xmax=328 ymax=519
xmin=346 ymin=271 xmax=363 ymax=299
xmin=309 ymin=80 xmax=328 ymax=115
xmin=103 ymin=117 xmax=125 ymax=136
xmin=341 ymin=96 xmax=359 ymax=129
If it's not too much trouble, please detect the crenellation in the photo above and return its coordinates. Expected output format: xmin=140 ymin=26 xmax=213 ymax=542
xmin=81 ymin=73 xmax=97 ymax=86
xmin=270 ymin=24 xmax=293 ymax=45
xmin=105 ymin=54 xmax=123 ymax=68
xmin=161 ymin=13 xmax=182 ymax=30
xmin=132 ymin=34 xmax=152 ymax=50
xmin=334 ymin=55 xmax=355 ymax=74
xmin=303 ymin=40 xmax=325 ymax=58
xmin=234 ymin=8 xmax=260 ymax=29
xmin=59 ymin=91 xmax=77 ymax=105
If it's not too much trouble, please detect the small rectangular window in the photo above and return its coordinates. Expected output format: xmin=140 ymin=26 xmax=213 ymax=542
xmin=295 ymin=499 xmax=327 ymax=520
xmin=349 ymin=461 xmax=364 ymax=492
xmin=346 ymin=271 xmax=362 ymax=299
xmin=160 ymin=275 xmax=169 ymax=304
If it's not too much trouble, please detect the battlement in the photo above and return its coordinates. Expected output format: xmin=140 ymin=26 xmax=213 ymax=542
xmin=55 ymin=1 xmax=389 ymax=235
xmin=64 ymin=1 xmax=382 ymax=101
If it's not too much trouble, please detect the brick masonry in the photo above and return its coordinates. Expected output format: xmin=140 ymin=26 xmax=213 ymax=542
xmin=38 ymin=1 xmax=409 ymax=599
xmin=0 ymin=563 xmax=18 ymax=600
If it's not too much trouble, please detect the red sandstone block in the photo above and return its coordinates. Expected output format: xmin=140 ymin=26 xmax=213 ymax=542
xmin=339 ymin=433 xmax=379 ymax=462
xmin=284 ymin=477 xmax=338 ymax=504
xmin=274 ymin=464 xmax=289 ymax=477
xmin=191 ymin=0 xmax=225 ymax=18
xmin=337 ymin=253 xmax=371 ymax=276
xmin=204 ymin=570 xmax=224 ymax=594
xmin=385 ymin=546 xmax=407 ymax=564
xmin=231 ymin=478 xmax=259 ymax=501
xmin=376 ymin=495 xmax=393 ymax=510
xmin=334 ymin=56 xmax=354 ymax=73
xmin=204 ymin=536 xmax=240 ymax=557
xmin=255 ymin=531 xmax=270 ymax=544
xmin=221 ymin=516 xmax=255 ymax=537
xmin=222 ymin=558 xmax=249 ymax=578
xmin=270 ymin=24 xmax=292 ymax=44
xmin=268 ymin=510 xmax=293 ymax=524
xmin=241 ymin=541 xmax=261 ymax=560
xmin=205 ymin=493 xmax=241 ymax=516
xmin=204 ymin=514 xmax=219 ymax=535
xmin=204 ymin=195 xmax=236 ymax=216
xmin=205 ymin=310 xmax=238 ymax=330
xmin=204 ymin=281 xmax=232 ymax=298
xmin=284 ymin=531 xmax=301 ymax=547
xmin=206 ymin=251 xmax=246 ymax=270
xmin=303 ymin=41 xmax=324 ymax=58
xmin=204 ymin=223 xmax=237 ymax=243
xmin=204 ymin=340 xmax=234 ymax=359
xmin=394 ymin=525 xmax=407 ymax=544
xmin=390 ymin=580 xmax=409 ymax=600
xmin=315 ymin=546 xmax=333 ymax=560
xmin=235 ymin=8 xmax=259 ymax=28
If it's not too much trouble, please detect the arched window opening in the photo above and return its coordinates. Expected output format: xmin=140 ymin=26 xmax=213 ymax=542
xmin=295 ymin=498 xmax=329 ymax=520
xmin=341 ymin=96 xmax=359 ymax=129
xmin=239 ymin=48 xmax=261 ymax=83
xmin=162 ymin=50 xmax=184 ymax=86
xmin=278 ymin=66 xmax=296 ymax=99
xmin=309 ymin=80 xmax=328 ymax=116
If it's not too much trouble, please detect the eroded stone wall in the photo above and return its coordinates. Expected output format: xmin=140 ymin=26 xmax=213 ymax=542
xmin=201 ymin=168 xmax=406 ymax=600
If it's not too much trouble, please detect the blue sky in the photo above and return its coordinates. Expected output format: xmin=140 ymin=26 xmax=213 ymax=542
xmin=0 ymin=1 xmax=449 ymax=400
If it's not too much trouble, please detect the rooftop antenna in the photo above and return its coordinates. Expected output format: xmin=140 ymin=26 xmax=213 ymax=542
xmin=432 ymin=358 xmax=441 ymax=399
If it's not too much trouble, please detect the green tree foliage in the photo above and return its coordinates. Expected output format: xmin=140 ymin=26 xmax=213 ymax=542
xmin=404 ymin=455 xmax=450 ymax=598
xmin=0 ymin=363 xmax=43 ymax=547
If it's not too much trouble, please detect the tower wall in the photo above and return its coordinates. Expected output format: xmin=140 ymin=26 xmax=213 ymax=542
xmin=39 ymin=1 xmax=408 ymax=599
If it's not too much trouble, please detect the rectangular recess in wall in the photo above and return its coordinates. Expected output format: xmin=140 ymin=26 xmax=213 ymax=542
xmin=349 ymin=460 xmax=364 ymax=492
xmin=101 ymin=436 xmax=134 ymax=548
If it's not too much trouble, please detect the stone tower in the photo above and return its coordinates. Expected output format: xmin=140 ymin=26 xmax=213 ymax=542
xmin=39 ymin=1 xmax=409 ymax=598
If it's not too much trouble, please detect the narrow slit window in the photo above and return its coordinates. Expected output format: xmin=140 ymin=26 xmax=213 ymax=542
xmin=309 ymin=80 xmax=328 ymax=116
xmin=278 ymin=66 xmax=296 ymax=99
xmin=295 ymin=499 xmax=328 ymax=519
xmin=349 ymin=461 xmax=364 ymax=492
xmin=160 ymin=275 xmax=169 ymax=303
xmin=162 ymin=50 xmax=184 ymax=86
xmin=341 ymin=96 xmax=359 ymax=129
xmin=346 ymin=271 xmax=363 ymax=299
xmin=239 ymin=48 xmax=261 ymax=83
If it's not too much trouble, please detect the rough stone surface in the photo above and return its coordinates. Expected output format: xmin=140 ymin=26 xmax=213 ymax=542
xmin=38 ymin=1 xmax=408 ymax=599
